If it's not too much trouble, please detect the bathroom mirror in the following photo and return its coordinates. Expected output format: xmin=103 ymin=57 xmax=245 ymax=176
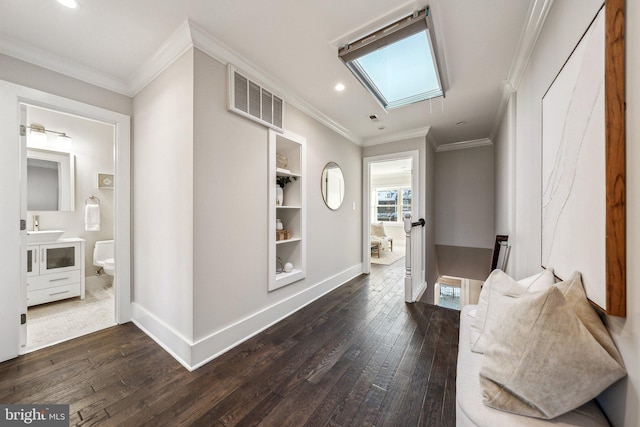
xmin=27 ymin=148 xmax=75 ymax=211
xmin=321 ymin=162 xmax=345 ymax=210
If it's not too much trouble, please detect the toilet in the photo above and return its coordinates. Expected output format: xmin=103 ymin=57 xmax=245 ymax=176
xmin=93 ymin=240 xmax=115 ymax=276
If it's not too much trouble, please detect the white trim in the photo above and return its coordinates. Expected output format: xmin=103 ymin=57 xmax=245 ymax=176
xmin=413 ymin=280 xmax=428 ymax=302
xmin=17 ymin=95 xmax=132 ymax=326
xmin=187 ymin=20 xmax=360 ymax=144
xmin=489 ymin=0 xmax=556 ymax=140
xmin=191 ymin=264 xmax=362 ymax=369
xmin=131 ymin=264 xmax=363 ymax=371
xmin=0 ymin=81 xmax=131 ymax=359
xmin=436 ymin=138 xmax=493 ymax=152
xmin=1 ymin=19 xmax=362 ymax=145
xmin=127 ymin=20 xmax=195 ymax=97
xmin=362 ymin=126 xmax=430 ymax=147
xmin=0 ymin=35 xmax=130 ymax=96
xmin=267 ymin=128 xmax=307 ymax=291
xmin=507 ymin=0 xmax=556 ymax=90
xmin=131 ymin=303 xmax=194 ymax=370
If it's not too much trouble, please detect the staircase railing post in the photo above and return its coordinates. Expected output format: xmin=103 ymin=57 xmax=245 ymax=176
xmin=404 ymin=213 xmax=413 ymax=302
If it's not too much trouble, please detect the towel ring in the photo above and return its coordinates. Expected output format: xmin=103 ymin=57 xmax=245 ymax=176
xmin=85 ymin=195 xmax=100 ymax=205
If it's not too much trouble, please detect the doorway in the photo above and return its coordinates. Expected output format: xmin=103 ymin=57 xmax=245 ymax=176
xmin=22 ymin=104 xmax=117 ymax=351
xmin=363 ymin=150 xmax=426 ymax=302
xmin=369 ymin=159 xmax=412 ymax=266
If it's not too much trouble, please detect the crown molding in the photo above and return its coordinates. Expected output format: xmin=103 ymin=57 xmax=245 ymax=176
xmin=127 ymin=20 xmax=195 ymax=96
xmin=185 ymin=20 xmax=361 ymax=144
xmin=0 ymin=19 xmax=361 ymax=144
xmin=436 ymin=138 xmax=492 ymax=152
xmin=489 ymin=0 xmax=556 ymax=140
xmin=507 ymin=0 xmax=556 ymax=90
xmin=361 ymin=126 xmax=430 ymax=147
xmin=0 ymin=35 xmax=130 ymax=95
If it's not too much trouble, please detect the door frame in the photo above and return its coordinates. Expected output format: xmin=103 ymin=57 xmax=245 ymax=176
xmin=0 ymin=80 xmax=131 ymax=360
xmin=362 ymin=150 xmax=423 ymax=301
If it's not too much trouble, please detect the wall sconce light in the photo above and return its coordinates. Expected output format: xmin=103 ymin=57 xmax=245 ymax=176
xmin=27 ymin=123 xmax=72 ymax=149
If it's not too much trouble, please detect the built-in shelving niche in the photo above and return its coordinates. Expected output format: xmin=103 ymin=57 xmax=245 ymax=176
xmin=268 ymin=129 xmax=306 ymax=291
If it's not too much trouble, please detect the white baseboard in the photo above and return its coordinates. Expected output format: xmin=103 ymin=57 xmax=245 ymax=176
xmin=132 ymin=263 xmax=363 ymax=371
xmin=131 ymin=303 xmax=194 ymax=370
xmin=191 ymin=263 xmax=363 ymax=369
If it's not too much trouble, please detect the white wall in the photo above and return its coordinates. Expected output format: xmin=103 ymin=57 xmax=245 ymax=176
xmin=190 ymin=49 xmax=362 ymax=359
xmin=493 ymin=93 xmax=516 ymax=276
xmin=435 ymin=145 xmax=494 ymax=249
xmin=130 ymin=47 xmax=363 ymax=368
xmin=505 ymin=0 xmax=639 ymax=424
xmin=0 ymin=53 xmax=132 ymax=117
xmin=132 ymin=50 xmax=195 ymax=348
xmin=26 ymin=106 xmax=115 ymax=276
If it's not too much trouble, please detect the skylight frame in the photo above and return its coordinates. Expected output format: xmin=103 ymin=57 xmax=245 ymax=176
xmin=338 ymin=8 xmax=446 ymax=111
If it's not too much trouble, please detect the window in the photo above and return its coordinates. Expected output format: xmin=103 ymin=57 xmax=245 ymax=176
xmin=339 ymin=8 xmax=445 ymax=110
xmin=374 ymin=187 xmax=412 ymax=222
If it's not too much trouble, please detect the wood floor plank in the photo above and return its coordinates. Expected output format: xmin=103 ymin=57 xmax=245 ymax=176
xmin=0 ymin=261 xmax=459 ymax=426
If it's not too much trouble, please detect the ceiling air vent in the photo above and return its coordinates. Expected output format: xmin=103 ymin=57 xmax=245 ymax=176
xmin=228 ymin=65 xmax=284 ymax=132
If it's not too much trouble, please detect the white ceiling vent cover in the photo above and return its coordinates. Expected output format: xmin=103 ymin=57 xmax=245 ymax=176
xmin=228 ymin=65 xmax=284 ymax=132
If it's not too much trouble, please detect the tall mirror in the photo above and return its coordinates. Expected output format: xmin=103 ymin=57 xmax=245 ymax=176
xmin=321 ymin=162 xmax=345 ymax=210
xmin=27 ymin=148 xmax=75 ymax=211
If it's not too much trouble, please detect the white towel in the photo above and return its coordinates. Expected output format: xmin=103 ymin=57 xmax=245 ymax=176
xmin=85 ymin=204 xmax=101 ymax=231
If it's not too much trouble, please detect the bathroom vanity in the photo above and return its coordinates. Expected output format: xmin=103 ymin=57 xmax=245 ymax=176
xmin=27 ymin=237 xmax=85 ymax=306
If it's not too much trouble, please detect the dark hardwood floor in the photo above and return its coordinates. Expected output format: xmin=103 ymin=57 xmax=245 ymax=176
xmin=0 ymin=261 xmax=459 ymax=426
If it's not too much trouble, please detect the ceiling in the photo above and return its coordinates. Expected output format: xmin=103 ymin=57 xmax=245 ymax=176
xmin=0 ymin=0 xmax=538 ymax=147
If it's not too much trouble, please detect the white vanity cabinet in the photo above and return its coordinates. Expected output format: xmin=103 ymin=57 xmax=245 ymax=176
xmin=27 ymin=238 xmax=86 ymax=306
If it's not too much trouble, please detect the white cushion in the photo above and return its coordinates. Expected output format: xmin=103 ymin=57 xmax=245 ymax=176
xmin=479 ymin=272 xmax=626 ymax=419
xmin=457 ymin=305 xmax=610 ymax=427
xmin=469 ymin=269 xmax=555 ymax=354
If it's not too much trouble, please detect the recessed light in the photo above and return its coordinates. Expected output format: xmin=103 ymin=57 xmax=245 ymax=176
xmin=57 ymin=0 xmax=78 ymax=8
xmin=334 ymin=83 xmax=345 ymax=92
xmin=456 ymin=121 xmax=467 ymax=126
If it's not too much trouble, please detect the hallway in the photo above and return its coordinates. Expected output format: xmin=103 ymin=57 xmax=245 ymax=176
xmin=0 ymin=262 xmax=459 ymax=426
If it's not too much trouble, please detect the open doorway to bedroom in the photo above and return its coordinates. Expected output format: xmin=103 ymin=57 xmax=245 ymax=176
xmin=368 ymin=158 xmax=412 ymax=267
xmin=363 ymin=149 xmax=425 ymax=303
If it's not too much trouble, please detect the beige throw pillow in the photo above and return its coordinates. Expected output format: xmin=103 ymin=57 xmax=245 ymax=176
xmin=479 ymin=273 xmax=626 ymax=419
xmin=469 ymin=269 xmax=555 ymax=353
xmin=370 ymin=222 xmax=386 ymax=237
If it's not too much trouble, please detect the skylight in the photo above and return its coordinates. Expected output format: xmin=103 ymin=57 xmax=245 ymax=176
xmin=339 ymin=8 xmax=445 ymax=110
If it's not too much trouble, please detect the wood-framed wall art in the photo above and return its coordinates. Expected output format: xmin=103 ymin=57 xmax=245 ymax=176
xmin=541 ymin=0 xmax=625 ymax=317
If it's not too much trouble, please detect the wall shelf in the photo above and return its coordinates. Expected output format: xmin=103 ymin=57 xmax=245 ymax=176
xmin=268 ymin=129 xmax=306 ymax=291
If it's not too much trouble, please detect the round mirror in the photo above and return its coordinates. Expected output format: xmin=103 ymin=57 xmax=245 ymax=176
xmin=321 ymin=162 xmax=345 ymax=210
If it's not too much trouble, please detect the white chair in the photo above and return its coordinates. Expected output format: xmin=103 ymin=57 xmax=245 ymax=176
xmin=370 ymin=222 xmax=393 ymax=251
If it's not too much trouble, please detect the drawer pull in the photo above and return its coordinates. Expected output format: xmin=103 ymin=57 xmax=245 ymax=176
xmin=49 ymin=290 xmax=70 ymax=296
xmin=49 ymin=277 xmax=70 ymax=282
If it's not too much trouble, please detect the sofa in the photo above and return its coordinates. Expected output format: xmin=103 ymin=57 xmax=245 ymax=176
xmin=454 ymin=266 xmax=627 ymax=427
xmin=456 ymin=304 xmax=611 ymax=426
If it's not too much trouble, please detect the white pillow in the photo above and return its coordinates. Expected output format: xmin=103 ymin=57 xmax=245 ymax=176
xmin=480 ymin=272 xmax=626 ymax=419
xmin=518 ymin=268 xmax=557 ymax=292
xmin=469 ymin=268 xmax=555 ymax=354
